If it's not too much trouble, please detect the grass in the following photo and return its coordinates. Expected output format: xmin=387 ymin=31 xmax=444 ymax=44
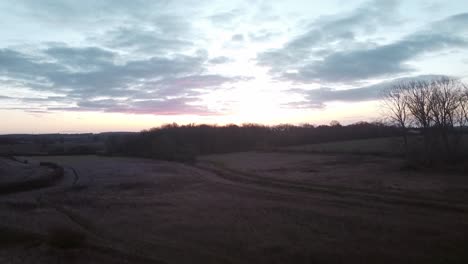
xmin=46 ymin=227 xmax=87 ymax=249
xmin=0 ymin=162 xmax=64 ymax=195
xmin=0 ymin=225 xmax=87 ymax=250
xmin=0 ymin=225 xmax=41 ymax=247
xmin=283 ymin=137 xmax=405 ymax=155
xmin=283 ymin=135 xmax=468 ymax=156
xmin=0 ymin=142 xmax=105 ymax=156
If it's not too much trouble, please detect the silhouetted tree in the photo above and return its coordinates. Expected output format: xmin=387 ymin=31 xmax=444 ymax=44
xmin=382 ymin=83 xmax=411 ymax=156
xmin=382 ymin=76 xmax=468 ymax=163
xmin=330 ymin=120 xmax=342 ymax=127
xmin=105 ymin=123 xmax=400 ymax=162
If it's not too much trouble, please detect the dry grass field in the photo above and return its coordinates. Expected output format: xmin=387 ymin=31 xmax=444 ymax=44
xmin=283 ymin=137 xmax=405 ymax=155
xmin=283 ymin=135 xmax=468 ymax=157
xmin=0 ymin=149 xmax=468 ymax=263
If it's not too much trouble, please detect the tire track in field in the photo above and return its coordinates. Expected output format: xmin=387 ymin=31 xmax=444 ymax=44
xmin=194 ymin=161 xmax=468 ymax=214
xmin=0 ymin=162 xmax=65 ymax=196
xmin=50 ymin=205 xmax=238 ymax=264
xmin=60 ymin=165 xmax=80 ymax=186
xmin=50 ymin=205 xmax=167 ymax=264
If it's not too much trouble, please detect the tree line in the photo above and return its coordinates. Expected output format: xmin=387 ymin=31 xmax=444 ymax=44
xmin=105 ymin=122 xmax=400 ymax=162
xmin=382 ymin=77 xmax=468 ymax=164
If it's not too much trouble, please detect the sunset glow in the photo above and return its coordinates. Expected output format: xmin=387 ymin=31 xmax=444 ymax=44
xmin=1 ymin=0 xmax=467 ymax=133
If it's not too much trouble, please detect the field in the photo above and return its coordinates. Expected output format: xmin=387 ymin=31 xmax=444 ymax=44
xmin=283 ymin=135 xmax=468 ymax=157
xmin=283 ymin=137 xmax=405 ymax=155
xmin=0 ymin=146 xmax=468 ymax=263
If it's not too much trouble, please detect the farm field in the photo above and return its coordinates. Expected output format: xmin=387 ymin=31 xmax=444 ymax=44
xmin=0 ymin=151 xmax=468 ymax=263
xmin=2 ymin=1 xmax=468 ymax=263
xmin=283 ymin=137 xmax=405 ymax=155
xmin=282 ymin=135 xmax=468 ymax=156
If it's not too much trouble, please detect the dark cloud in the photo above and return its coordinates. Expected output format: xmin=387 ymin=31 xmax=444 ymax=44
xmin=258 ymin=0 xmax=399 ymax=67
xmin=6 ymin=2 xmax=198 ymax=55
xmin=150 ymin=75 xmax=250 ymax=90
xmin=2 ymin=0 xmax=467 ymax=119
xmin=0 ymin=45 xmax=249 ymax=115
xmin=0 ymin=49 xmax=62 ymax=80
xmin=432 ymin=13 xmax=468 ymax=31
xmin=209 ymin=9 xmax=243 ymax=25
xmin=249 ymin=30 xmax=279 ymax=42
xmin=99 ymin=26 xmax=192 ymax=54
xmin=282 ymin=101 xmax=325 ymax=109
xmin=150 ymin=14 xmax=194 ymax=37
xmin=47 ymin=53 xmax=207 ymax=95
xmin=12 ymin=0 xmax=181 ymax=26
xmin=231 ymin=34 xmax=244 ymax=42
xmin=45 ymin=46 xmax=116 ymax=71
xmin=286 ymin=33 xmax=467 ymax=83
xmin=0 ymin=1 xmax=221 ymax=117
xmin=285 ymin=75 xmax=447 ymax=108
xmin=257 ymin=1 xmax=468 ymax=83
xmin=122 ymin=98 xmax=218 ymax=115
xmin=288 ymin=0 xmax=398 ymax=51
xmin=20 ymin=96 xmax=71 ymax=104
xmin=208 ymin=56 xmax=232 ymax=64
xmin=52 ymin=97 xmax=217 ymax=116
xmin=133 ymin=75 xmax=253 ymax=99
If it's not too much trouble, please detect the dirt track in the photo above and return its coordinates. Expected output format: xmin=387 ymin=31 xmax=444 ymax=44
xmin=1 ymin=154 xmax=468 ymax=263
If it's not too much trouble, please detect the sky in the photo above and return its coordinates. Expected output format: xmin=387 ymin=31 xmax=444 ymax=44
xmin=0 ymin=0 xmax=467 ymax=133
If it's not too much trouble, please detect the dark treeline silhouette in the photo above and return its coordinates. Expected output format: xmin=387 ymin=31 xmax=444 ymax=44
xmin=105 ymin=122 xmax=400 ymax=162
xmin=382 ymin=77 xmax=468 ymax=165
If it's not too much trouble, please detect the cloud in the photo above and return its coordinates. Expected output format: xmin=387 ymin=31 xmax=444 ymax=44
xmin=257 ymin=0 xmax=400 ymax=67
xmin=289 ymin=0 xmax=398 ymax=50
xmin=150 ymin=74 xmax=251 ymax=90
xmin=208 ymin=56 xmax=232 ymax=64
xmin=52 ymin=97 xmax=217 ymax=116
xmin=2 ymin=0 xmax=468 ymax=121
xmin=209 ymin=9 xmax=243 ymax=25
xmin=0 ymin=45 xmax=250 ymax=115
xmin=28 ymin=56 xmax=206 ymax=107
xmin=249 ymin=30 xmax=279 ymax=42
xmin=231 ymin=34 xmax=244 ymax=42
xmin=285 ymin=74 xmax=448 ymax=108
xmin=257 ymin=1 xmax=468 ymax=83
xmin=2 ymin=1 xmax=198 ymax=54
xmin=20 ymin=96 xmax=70 ymax=103
xmin=133 ymin=75 xmax=253 ymax=99
xmin=0 ymin=49 xmax=62 ymax=79
xmin=10 ymin=1 xmax=184 ymax=26
xmin=97 ymin=24 xmax=193 ymax=55
xmin=45 ymin=46 xmax=116 ymax=71
xmin=286 ymin=32 xmax=467 ymax=83
xmin=117 ymin=98 xmax=218 ymax=115
xmin=284 ymin=84 xmax=383 ymax=109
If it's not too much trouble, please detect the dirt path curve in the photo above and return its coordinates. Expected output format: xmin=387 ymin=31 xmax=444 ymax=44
xmin=48 ymin=203 xmax=239 ymax=264
xmin=0 ymin=161 xmax=65 ymax=196
xmin=193 ymin=161 xmax=468 ymax=214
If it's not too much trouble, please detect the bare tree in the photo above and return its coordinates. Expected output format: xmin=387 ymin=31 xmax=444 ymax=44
xmin=457 ymin=84 xmax=468 ymax=128
xmin=330 ymin=120 xmax=342 ymax=127
xmin=429 ymin=77 xmax=465 ymax=156
xmin=405 ymin=80 xmax=435 ymax=156
xmin=382 ymin=76 xmax=468 ymax=163
xmin=382 ymin=83 xmax=411 ymax=156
